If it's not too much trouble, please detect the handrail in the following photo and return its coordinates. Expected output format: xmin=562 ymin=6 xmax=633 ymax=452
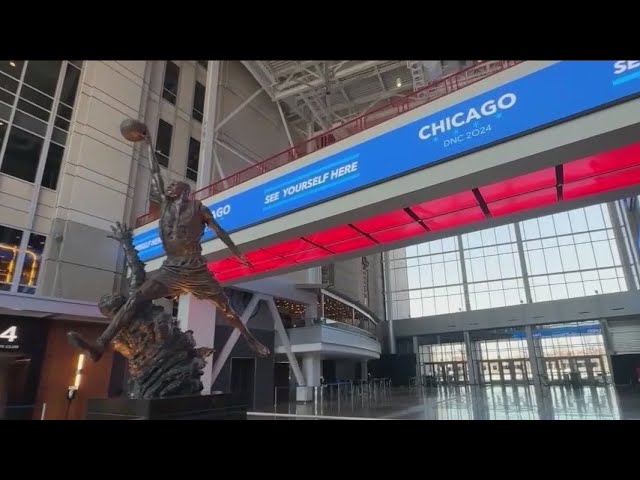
xmin=135 ymin=60 xmax=522 ymax=228
xmin=307 ymin=317 xmax=378 ymax=340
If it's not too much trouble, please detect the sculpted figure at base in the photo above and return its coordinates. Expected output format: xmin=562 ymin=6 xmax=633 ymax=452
xmin=68 ymin=118 xmax=269 ymax=374
xmin=73 ymin=222 xmax=212 ymax=398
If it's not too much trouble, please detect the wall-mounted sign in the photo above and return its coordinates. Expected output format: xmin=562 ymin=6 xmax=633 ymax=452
xmin=512 ymin=324 xmax=602 ymax=339
xmin=0 ymin=315 xmax=48 ymax=354
xmin=0 ymin=325 xmax=19 ymax=350
xmin=133 ymin=60 xmax=640 ymax=262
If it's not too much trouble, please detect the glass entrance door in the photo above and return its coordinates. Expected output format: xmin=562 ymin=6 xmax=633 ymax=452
xmin=481 ymin=361 xmax=502 ymax=383
xmin=480 ymin=360 xmax=531 ymax=384
xmin=543 ymin=356 xmax=608 ymax=386
xmin=422 ymin=362 xmax=468 ymax=385
xmin=512 ymin=360 xmax=530 ymax=383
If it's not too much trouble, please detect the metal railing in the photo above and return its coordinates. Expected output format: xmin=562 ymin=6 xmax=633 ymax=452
xmin=274 ymin=385 xmax=295 ymax=406
xmin=272 ymin=377 xmax=392 ymax=409
xmin=304 ymin=316 xmax=378 ymax=340
xmin=135 ymin=60 xmax=522 ymax=228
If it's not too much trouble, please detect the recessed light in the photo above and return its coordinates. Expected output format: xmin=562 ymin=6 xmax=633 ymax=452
xmin=9 ymin=61 xmax=16 ymax=67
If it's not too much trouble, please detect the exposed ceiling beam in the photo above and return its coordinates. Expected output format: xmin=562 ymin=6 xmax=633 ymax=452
xmin=215 ymin=87 xmax=264 ymax=132
xmin=276 ymin=101 xmax=295 ymax=148
xmin=240 ymin=61 xmax=276 ymax=100
xmin=375 ymin=66 xmax=387 ymax=91
xmin=271 ymin=61 xmax=321 ymax=77
xmin=324 ymin=87 xmax=412 ymax=117
xmin=332 ymin=61 xmax=350 ymax=72
xmin=215 ymin=139 xmax=256 ymax=165
xmin=300 ymin=93 xmax=329 ymax=130
xmin=339 ymin=82 xmax=351 ymax=104
xmin=286 ymin=86 xmax=410 ymax=130
xmin=273 ymin=61 xmax=389 ymax=101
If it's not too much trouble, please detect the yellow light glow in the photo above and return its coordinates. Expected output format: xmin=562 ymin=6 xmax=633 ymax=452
xmin=74 ymin=354 xmax=85 ymax=388
xmin=0 ymin=243 xmax=40 ymax=286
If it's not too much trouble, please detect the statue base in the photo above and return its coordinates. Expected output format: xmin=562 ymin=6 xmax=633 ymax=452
xmin=86 ymin=393 xmax=247 ymax=420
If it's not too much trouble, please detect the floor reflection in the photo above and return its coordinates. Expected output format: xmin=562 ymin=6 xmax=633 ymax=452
xmin=250 ymin=384 xmax=639 ymax=420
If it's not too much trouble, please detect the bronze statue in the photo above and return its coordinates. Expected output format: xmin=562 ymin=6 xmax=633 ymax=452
xmin=68 ymin=118 xmax=270 ymax=365
xmin=82 ymin=222 xmax=213 ymax=398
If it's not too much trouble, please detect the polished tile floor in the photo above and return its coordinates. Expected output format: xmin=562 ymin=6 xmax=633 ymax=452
xmin=249 ymin=384 xmax=640 ymax=420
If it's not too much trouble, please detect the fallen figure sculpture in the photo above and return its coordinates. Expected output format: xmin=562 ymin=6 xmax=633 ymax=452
xmin=68 ymin=222 xmax=213 ymax=399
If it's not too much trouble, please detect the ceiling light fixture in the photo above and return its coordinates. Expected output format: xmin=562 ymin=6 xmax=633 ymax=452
xmin=9 ymin=61 xmax=16 ymax=67
xmin=396 ymin=78 xmax=402 ymax=87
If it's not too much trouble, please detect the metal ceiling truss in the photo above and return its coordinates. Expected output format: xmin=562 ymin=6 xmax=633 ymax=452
xmin=241 ymin=59 xmax=454 ymax=139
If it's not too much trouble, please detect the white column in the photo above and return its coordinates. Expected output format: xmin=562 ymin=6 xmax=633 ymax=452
xmin=383 ymin=252 xmax=396 ymax=354
xmin=608 ymin=201 xmax=638 ymax=290
xmin=305 ymin=298 xmax=319 ymax=325
xmin=303 ymin=354 xmax=322 ymax=387
xmin=599 ymin=319 xmax=615 ymax=384
xmin=457 ymin=235 xmax=472 ymax=311
xmin=197 ymin=61 xmax=220 ymax=189
xmin=388 ymin=319 xmax=397 ymax=354
xmin=177 ymin=293 xmax=218 ymax=393
xmin=413 ymin=336 xmax=420 ymax=379
xmin=209 ymin=294 xmax=261 ymax=386
xmin=524 ymin=325 xmax=542 ymax=390
xmin=463 ymin=331 xmax=477 ymax=385
xmin=266 ymin=298 xmax=305 ymax=386
xmin=361 ymin=360 xmax=368 ymax=380
xmin=514 ymin=223 xmax=533 ymax=303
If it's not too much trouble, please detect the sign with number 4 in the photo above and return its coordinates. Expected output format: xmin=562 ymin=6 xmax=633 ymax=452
xmin=0 ymin=326 xmax=18 ymax=343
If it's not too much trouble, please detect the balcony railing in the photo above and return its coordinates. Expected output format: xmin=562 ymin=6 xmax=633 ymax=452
xmin=135 ymin=60 xmax=522 ymax=228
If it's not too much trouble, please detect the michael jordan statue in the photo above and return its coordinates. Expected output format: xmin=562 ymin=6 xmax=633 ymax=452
xmin=68 ymin=118 xmax=270 ymax=362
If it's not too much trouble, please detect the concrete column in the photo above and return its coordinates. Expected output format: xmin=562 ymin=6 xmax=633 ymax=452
xmin=361 ymin=360 xmax=368 ymax=380
xmin=197 ymin=61 xmax=220 ymax=188
xmin=524 ymin=325 xmax=542 ymax=389
xmin=302 ymin=354 xmax=322 ymax=387
xmin=608 ymin=202 xmax=638 ymax=291
xmin=463 ymin=331 xmax=478 ymax=385
xmin=305 ymin=297 xmax=319 ymax=324
xmin=599 ymin=319 xmax=615 ymax=383
xmin=177 ymin=293 xmax=218 ymax=393
xmin=457 ymin=235 xmax=472 ymax=311
xmin=383 ymin=252 xmax=396 ymax=353
xmin=524 ymin=324 xmax=555 ymax=419
xmin=514 ymin=223 xmax=533 ymax=304
xmin=413 ymin=336 xmax=420 ymax=379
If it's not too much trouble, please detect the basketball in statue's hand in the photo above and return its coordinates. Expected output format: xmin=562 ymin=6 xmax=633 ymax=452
xmin=120 ymin=118 xmax=149 ymax=142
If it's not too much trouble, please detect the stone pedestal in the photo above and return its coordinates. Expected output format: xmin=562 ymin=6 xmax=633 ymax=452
xmin=86 ymin=393 xmax=247 ymax=420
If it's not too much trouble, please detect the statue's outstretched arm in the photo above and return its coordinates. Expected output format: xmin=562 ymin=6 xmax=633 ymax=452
xmin=144 ymin=135 xmax=167 ymax=205
xmin=108 ymin=222 xmax=146 ymax=294
xmin=119 ymin=118 xmax=166 ymax=204
xmin=200 ymin=203 xmax=253 ymax=269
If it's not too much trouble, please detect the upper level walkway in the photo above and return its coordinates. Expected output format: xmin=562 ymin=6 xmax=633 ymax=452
xmin=132 ymin=61 xmax=640 ymax=284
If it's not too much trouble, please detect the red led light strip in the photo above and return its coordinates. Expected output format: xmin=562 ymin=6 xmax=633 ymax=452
xmin=209 ymin=142 xmax=640 ymax=282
